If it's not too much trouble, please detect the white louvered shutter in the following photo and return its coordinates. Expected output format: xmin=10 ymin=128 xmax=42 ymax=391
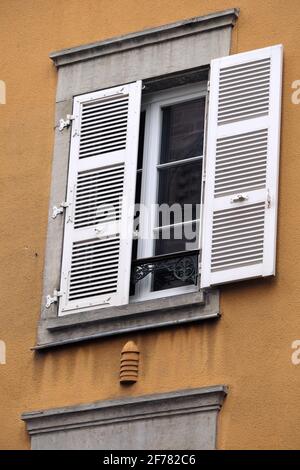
xmin=201 ymin=45 xmax=283 ymax=288
xmin=59 ymin=82 xmax=142 ymax=315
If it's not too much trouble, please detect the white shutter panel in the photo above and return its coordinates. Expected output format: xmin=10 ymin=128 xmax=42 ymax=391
xmin=201 ymin=45 xmax=283 ymax=288
xmin=59 ymin=81 xmax=142 ymax=315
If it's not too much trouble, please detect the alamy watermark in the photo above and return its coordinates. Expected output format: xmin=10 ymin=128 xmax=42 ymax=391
xmin=0 ymin=80 xmax=6 ymax=104
xmin=291 ymin=340 xmax=300 ymax=365
xmin=94 ymin=202 xmax=200 ymax=250
xmin=0 ymin=340 xmax=6 ymax=364
xmin=0 ymin=84 xmax=6 ymax=357
xmin=291 ymin=80 xmax=300 ymax=104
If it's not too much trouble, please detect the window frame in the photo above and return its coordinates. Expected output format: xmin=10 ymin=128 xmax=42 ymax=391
xmin=131 ymin=82 xmax=208 ymax=302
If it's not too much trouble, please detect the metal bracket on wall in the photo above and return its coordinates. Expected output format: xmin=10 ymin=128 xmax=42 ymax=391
xmin=58 ymin=114 xmax=75 ymax=131
xmin=45 ymin=290 xmax=62 ymax=309
xmin=52 ymin=202 xmax=69 ymax=219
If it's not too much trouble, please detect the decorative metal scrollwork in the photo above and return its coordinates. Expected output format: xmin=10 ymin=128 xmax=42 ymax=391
xmin=131 ymin=250 xmax=199 ymax=287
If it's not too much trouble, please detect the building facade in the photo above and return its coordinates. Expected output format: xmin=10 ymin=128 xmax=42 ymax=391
xmin=0 ymin=0 xmax=299 ymax=449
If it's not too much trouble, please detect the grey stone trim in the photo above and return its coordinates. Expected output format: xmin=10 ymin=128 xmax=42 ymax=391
xmin=35 ymin=290 xmax=220 ymax=350
xmin=50 ymin=9 xmax=238 ymax=67
xmin=22 ymin=385 xmax=228 ymax=449
xmin=143 ymin=66 xmax=209 ymax=93
xmin=40 ymin=99 xmax=73 ymax=323
xmin=52 ymin=9 xmax=238 ymax=101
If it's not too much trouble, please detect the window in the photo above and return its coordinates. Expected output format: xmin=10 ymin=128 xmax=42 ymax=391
xmin=131 ymin=83 xmax=207 ymax=301
xmin=36 ymin=9 xmax=241 ymax=347
xmin=36 ymin=10 xmax=285 ymax=347
xmin=55 ymin=45 xmax=282 ymax=317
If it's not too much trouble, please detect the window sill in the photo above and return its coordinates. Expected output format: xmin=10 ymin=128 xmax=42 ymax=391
xmin=34 ymin=289 xmax=220 ymax=350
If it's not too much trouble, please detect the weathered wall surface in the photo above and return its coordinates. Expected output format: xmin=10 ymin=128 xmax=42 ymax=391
xmin=0 ymin=0 xmax=299 ymax=449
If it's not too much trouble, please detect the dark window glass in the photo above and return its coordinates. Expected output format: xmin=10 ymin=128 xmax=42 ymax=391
xmin=130 ymin=111 xmax=146 ymax=295
xmin=153 ymin=268 xmax=195 ymax=292
xmin=131 ymin=172 xmax=142 ymax=261
xmin=155 ymin=223 xmax=199 ymax=256
xmin=137 ymin=111 xmax=146 ymax=170
xmin=152 ymin=96 xmax=205 ymax=292
xmin=157 ymin=162 xmax=202 ymax=226
xmin=135 ymin=171 xmax=142 ymax=207
xmin=130 ymin=96 xmax=205 ymax=296
xmin=160 ymin=98 xmax=205 ymax=164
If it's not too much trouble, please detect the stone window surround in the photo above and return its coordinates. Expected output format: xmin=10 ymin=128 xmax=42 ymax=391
xmin=36 ymin=8 xmax=239 ymax=350
xmin=22 ymin=385 xmax=228 ymax=449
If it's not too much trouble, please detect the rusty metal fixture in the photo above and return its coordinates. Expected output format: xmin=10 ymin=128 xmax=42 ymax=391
xmin=120 ymin=341 xmax=139 ymax=384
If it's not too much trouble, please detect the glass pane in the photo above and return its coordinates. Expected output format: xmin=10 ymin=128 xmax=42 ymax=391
xmin=153 ymin=266 xmax=196 ymax=292
xmin=135 ymin=171 xmax=142 ymax=206
xmin=131 ymin=110 xmax=145 ymax=265
xmin=157 ymin=162 xmax=202 ymax=226
xmin=137 ymin=111 xmax=146 ymax=170
xmin=131 ymin=171 xmax=142 ymax=263
xmin=160 ymin=98 xmax=205 ymax=164
xmin=130 ymin=172 xmax=142 ymax=296
xmin=155 ymin=222 xmax=199 ymax=256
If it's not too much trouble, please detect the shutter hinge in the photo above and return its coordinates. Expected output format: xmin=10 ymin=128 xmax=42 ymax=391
xmin=207 ymin=80 xmax=210 ymax=92
xmin=45 ymin=289 xmax=62 ymax=308
xmin=52 ymin=202 xmax=69 ymax=219
xmin=58 ymin=114 xmax=75 ymax=132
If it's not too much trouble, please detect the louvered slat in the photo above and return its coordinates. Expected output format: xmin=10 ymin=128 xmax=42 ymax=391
xmin=211 ymin=202 xmax=265 ymax=271
xmin=74 ymin=164 xmax=125 ymax=229
xmin=218 ymin=58 xmax=271 ymax=124
xmin=69 ymin=237 xmax=120 ymax=301
xmin=215 ymin=129 xmax=268 ymax=196
xmin=201 ymin=45 xmax=283 ymax=288
xmin=79 ymin=95 xmax=129 ymax=158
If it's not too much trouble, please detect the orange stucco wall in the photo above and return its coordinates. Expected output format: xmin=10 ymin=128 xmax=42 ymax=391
xmin=0 ymin=0 xmax=299 ymax=449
